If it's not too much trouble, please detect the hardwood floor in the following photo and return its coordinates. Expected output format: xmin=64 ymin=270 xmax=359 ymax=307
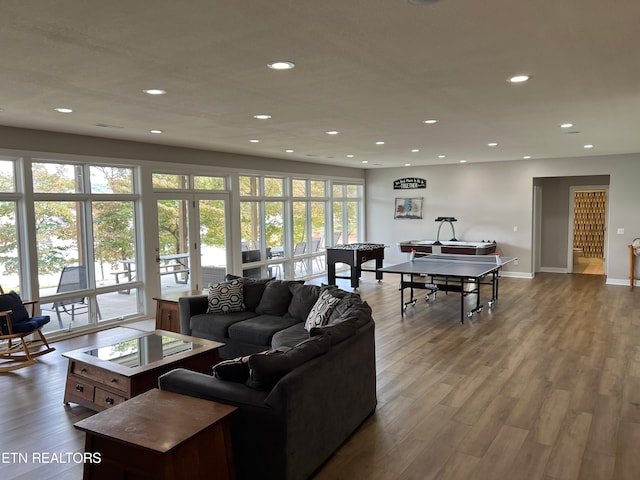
xmin=1 ymin=273 xmax=639 ymax=479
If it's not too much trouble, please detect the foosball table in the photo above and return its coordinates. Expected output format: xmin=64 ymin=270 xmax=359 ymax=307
xmin=326 ymin=243 xmax=385 ymax=288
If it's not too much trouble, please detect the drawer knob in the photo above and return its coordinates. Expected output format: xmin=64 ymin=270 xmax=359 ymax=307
xmin=111 ymin=378 xmax=118 ymax=383
xmin=105 ymin=397 xmax=114 ymax=405
xmin=75 ymin=384 xmax=84 ymax=392
xmin=80 ymin=368 xmax=87 ymax=373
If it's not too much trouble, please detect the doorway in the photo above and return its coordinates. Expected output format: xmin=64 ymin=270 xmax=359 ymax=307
xmin=156 ymin=195 xmax=229 ymax=295
xmin=568 ymin=186 xmax=607 ymax=275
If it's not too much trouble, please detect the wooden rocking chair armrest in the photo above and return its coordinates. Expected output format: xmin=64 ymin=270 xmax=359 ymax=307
xmin=0 ymin=309 xmax=13 ymax=316
xmin=21 ymin=299 xmax=37 ymax=316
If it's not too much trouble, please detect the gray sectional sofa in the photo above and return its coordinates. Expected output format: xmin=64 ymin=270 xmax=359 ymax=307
xmin=159 ymin=277 xmax=377 ymax=480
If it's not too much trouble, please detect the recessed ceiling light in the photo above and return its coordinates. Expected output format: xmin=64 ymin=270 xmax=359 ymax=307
xmin=375 ymin=141 xmax=385 ymax=145
xmin=150 ymin=129 xmax=163 ymax=134
xmin=325 ymin=130 xmax=340 ymax=135
xmin=268 ymin=61 xmax=295 ymax=70
xmin=143 ymin=89 xmax=166 ymax=95
xmin=523 ymin=155 xmax=531 ymax=159
xmin=249 ymin=139 xmax=260 ymax=143
xmin=423 ymin=119 xmax=438 ymax=124
xmin=584 ymin=144 xmax=594 ymax=149
xmin=404 ymin=163 xmax=411 ymax=167
xmin=54 ymin=107 xmax=73 ymax=113
xmin=438 ymin=155 xmax=446 ymax=158
xmin=560 ymin=123 xmax=574 ymax=128
xmin=408 ymin=0 xmax=441 ymax=4
xmin=346 ymin=154 xmax=355 ymax=158
xmin=488 ymin=142 xmax=498 ymax=147
xmin=285 ymin=149 xmax=294 ymax=153
xmin=411 ymin=149 xmax=420 ymax=153
xmin=459 ymin=160 xmax=467 ymax=163
xmin=508 ymin=75 xmax=530 ymax=83
xmin=253 ymin=114 xmax=272 ymax=120
xmin=361 ymin=160 xmax=369 ymax=164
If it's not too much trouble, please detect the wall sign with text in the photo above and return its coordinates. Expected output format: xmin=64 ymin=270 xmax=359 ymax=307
xmin=393 ymin=177 xmax=426 ymax=190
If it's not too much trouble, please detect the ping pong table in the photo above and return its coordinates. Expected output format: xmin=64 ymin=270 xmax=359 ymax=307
xmin=379 ymin=254 xmax=516 ymax=323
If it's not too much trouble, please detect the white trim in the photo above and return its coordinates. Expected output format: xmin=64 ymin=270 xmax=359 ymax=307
xmin=539 ymin=267 xmax=569 ymax=274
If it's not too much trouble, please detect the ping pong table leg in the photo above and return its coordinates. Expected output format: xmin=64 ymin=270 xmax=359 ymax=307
xmin=460 ymin=278 xmax=467 ymax=323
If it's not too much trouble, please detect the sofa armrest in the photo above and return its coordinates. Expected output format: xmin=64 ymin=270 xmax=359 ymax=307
xmin=158 ymin=368 xmax=269 ymax=409
xmin=178 ymin=295 xmax=208 ymax=336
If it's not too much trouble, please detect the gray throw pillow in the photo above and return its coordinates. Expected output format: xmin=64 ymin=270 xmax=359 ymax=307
xmin=287 ymin=283 xmax=321 ymax=321
xmin=226 ymin=274 xmax=273 ymax=312
xmin=255 ymin=280 xmax=303 ymax=316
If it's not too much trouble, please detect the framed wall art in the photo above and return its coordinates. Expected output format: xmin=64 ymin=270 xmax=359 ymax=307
xmin=394 ymin=197 xmax=423 ymax=219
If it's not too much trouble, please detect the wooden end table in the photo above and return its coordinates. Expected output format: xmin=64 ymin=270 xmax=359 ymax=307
xmin=63 ymin=329 xmax=223 ymax=411
xmin=74 ymin=388 xmax=237 ymax=480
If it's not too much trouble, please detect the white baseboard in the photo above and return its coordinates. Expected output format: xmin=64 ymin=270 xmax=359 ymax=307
xmin=539 ymin=267 xmax=569 ymax=274
xmin=606 ymin=278 xmax=635 ymax=287
xmin=501 ymin=271 xmax=534 ymax=279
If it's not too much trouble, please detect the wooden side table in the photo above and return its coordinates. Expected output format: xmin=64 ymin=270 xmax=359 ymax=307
xmin=74 ymin=388 xmax=237 ymax=480
xmin=154 ymin=291 xmax=204 ymax=333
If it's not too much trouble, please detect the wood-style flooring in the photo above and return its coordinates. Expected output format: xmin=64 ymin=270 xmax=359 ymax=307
xmin=1 ymin=272 xmax=639 ymax=479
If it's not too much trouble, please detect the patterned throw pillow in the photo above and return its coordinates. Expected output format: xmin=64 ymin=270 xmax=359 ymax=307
xmin=207 ymin=279 xmax=244 ymax=313
xmin=304 ymin=289 xmax=341 ymax=331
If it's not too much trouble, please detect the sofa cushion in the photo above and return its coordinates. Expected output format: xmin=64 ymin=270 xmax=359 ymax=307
xmin=287 ymin=283 xmax=322 ymax=321
xmin=304 ymin=289 xmax=341 ymax=331
xmin=207 ymin=279 xmax=244 ymax=313
xmin=246 ymin=335 xmax=332 ymax=390
xmin=213 ymin=356 xmax=250 ymax=383
xmin=190 ymin=311 xmax=257 ymax=338
xmin=255 ymin=280 xmax=303 ymax=316
xmin=271 ymin=323 xmax=309 ymax=349
xmin=228 ymin=314 xmax=302 ymax=346
xmin=226 ymin=274 xmax=273 ymax=311
xmin=310 ymin=316 xmax=358 ymax=345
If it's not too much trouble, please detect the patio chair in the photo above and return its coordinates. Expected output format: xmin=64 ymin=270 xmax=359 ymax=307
xmin=311 ymin=238 xmax=324 ymax=270
xmin=294 ymin=242 xmax=307 ymax=272
xmin=0 ymin=289 xmax=55 ymax=372
xmin=201 ymin=266 xmax=227 ymax=288
xmin=333 ymin=232 xmax=343 ymax=246
xmin=52 ymin=265 xmax=89 ymax=328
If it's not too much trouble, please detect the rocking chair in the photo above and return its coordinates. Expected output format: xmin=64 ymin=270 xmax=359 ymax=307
xmin=0 ymin=288 xmax=55 ymax=372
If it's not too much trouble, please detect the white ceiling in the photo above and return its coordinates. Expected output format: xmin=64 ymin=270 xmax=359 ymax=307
xmin=1 ymin=0 xmax=639 ymax=169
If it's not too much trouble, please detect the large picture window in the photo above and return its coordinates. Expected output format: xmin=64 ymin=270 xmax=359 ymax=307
xmin=32 ymin=162 xmax=139 ymax=331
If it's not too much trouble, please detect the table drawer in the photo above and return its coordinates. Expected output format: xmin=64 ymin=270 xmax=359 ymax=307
xmin=65 ymin=376 xmax=95 ymax=402
xmin=71 ymin=361 xmax=129 ymax=394
xmin=94 ymin=387 xmax=126 ymax=409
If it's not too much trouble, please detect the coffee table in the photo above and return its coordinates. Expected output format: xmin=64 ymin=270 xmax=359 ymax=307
xmin=63 ymin=329 xmax=223 ymax=411
xmin=74 ymin=388 xmax=237 ymax=480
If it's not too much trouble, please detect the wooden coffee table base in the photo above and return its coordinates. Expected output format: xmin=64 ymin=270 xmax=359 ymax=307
xmin=63 ymin=329 xmax=222 ymax=412
xmin=74 ymin=389 xmax=237 ymax=480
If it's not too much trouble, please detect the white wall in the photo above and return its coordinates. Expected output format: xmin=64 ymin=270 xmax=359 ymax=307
xmin=365 ymin=153 xmax=640 ymax=285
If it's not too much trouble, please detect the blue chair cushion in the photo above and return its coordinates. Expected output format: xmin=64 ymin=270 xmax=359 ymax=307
xmin=9 ymin=315 xmax=51 ymax=334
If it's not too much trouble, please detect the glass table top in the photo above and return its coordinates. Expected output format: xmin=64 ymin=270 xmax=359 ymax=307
xmin=82 ymin=333 xmax=205 ymax=368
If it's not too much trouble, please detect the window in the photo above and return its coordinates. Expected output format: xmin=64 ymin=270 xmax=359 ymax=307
xmin=152 ymin=173 xmax=188 ymax=189
xmin=33 ymin=161 xmax=139 ymax=330
xmin=332 ymin=183 xmax=363 ymax=245
xmin=194 ymin=176 xmax=226 ymax=190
